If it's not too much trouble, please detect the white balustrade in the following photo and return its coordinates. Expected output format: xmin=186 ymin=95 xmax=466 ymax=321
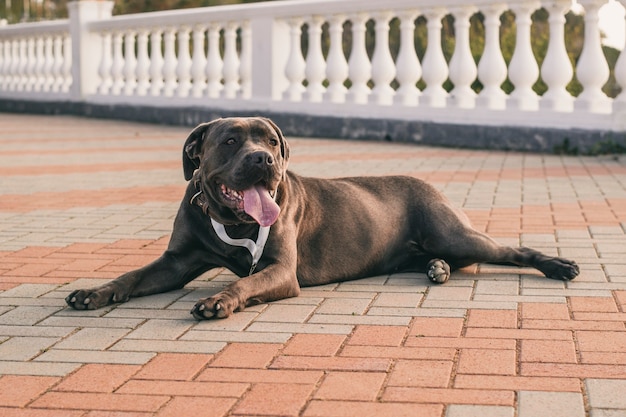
xmin=0 ymin=0 xmax=624 ymax=134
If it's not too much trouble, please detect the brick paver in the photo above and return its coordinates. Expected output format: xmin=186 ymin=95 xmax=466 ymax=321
xmin=1 ymin=113 xmax=625 ymax=415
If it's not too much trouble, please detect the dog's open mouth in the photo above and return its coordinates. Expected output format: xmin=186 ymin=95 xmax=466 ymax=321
xmin=219 ymin=183 xmax=280 ymax=227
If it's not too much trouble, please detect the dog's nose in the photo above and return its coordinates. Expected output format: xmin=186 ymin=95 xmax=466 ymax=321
xmin=250 ymin=151 xmax=274 ymax=166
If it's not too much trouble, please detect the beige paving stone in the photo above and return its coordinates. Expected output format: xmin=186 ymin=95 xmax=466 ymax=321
xmin=110 ymin=339 xmax=226 ymax=354
xmin=446 ymin=405 xmax=514 ymax=417
xmin=0 ymin=360 xmax=80 ymax=376
xmin=125 ymin=319 xmax=194 ymax=340
xmin=315 ymin=297 xmax=373 ymax=315
xmin=518 ymin=391 xmax=585 ymax=417
xmin=54 ymin=327 xmax=131 ymax=350
xmin=0 ymin=306 xmax=65 ymax=325
xmin=0 ymin=336 xmax=60 ymax=361
xmin=586 ymin=379 xmax=626 ymax=409
xmin=35 ymin=348 xmax=155 ymax=365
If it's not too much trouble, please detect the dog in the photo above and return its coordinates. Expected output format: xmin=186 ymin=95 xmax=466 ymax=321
xmin=66 ymin=117 xmax=580 ymax=319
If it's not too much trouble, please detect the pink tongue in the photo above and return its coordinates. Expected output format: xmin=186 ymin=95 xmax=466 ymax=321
xmin=242 ymin=184 xmax=280 ymax=227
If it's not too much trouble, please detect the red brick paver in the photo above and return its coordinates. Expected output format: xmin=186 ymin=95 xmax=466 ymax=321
xmin=1 ymin=114 xmax=625 ymax=416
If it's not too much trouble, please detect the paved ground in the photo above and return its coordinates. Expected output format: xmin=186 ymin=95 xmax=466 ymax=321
xmin=0 ymin=113 xmax=625 ymax=417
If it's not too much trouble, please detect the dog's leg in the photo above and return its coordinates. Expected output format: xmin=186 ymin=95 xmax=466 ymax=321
xmin=66 ymin=250 xmax=211 ymax=310
xmin=427 ymin=228 xmax=579 ymax=281
xmin=190 ymin=265 xmax=300 ymax=319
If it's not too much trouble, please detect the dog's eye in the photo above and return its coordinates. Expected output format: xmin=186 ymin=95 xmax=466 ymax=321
xmin=268 ymin=138 xmax=278 ymax=146
xmin=225 ymin=138 xmax=236 ymax=145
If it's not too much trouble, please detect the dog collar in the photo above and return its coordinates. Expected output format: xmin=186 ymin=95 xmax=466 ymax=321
xmin=210 ymin=219 xmax=270 ymax=276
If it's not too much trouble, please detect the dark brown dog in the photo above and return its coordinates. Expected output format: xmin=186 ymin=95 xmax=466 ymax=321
xmin=66 ymin=117 xmax=579 ymax=319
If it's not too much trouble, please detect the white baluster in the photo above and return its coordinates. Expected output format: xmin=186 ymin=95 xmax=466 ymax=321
xmin=135 ymin=30 xmax=150 ymax=96
xmin=190 ymin=25 xmax=207 ymax=98
xmin=149 ymin=30 xmax=164 ymax=96
xmin=52 ymin=35 xmax=64 ymax=93
xmin=507 ymin=1 xmax=541 ymax=111
xmin=421 ymin=9 xmax=448 ymax=107
xmin=123 ymin=31 xmax=137 ymax=95
xmin=43 ymin=36 xmax=55 ymax=92
xmin=8 ymin=39 xmax=19 ymax=91
xmin=176 ymin=26 xmax=192 ymax=98
xmin=162 ymin=28 xmax=178 ymax=97
xmin=394 ymin=10 xmax=421 ymax=106
xmin=25 ymin=37 xmax=36 ymax=92
xmin=222 ymin=22 xmax=240 ymax=99
xmin=346 ymin=13 xmax=372 ymax=104
xmin=370 ymin=11 xmax=396 ymax=105
xmin=476 ymin=3 xmax=508 ymax=110
xmin=324 ymin=14 xmax=348 ymax=103
xmin=205 ymin=23 xmax=223 ymax=98
xmin=33 ymin=37 xmax=45 ymax=92
xmin=540 ymin=0 xmax=574 ymax=112
xmin=17 ymin=38 xmax=27 ymax=91
xmin=239 ymin=21 xmax=252 ymax=99
xmin=110 ymin=31 xmax=124 ymax=95
xmin=448 ymin=6 xmax=477 ymax=108
xmin=97 ymin=32 xmax=112 ymax=95
xmin=61 ymin=34 xmax=72 ymax=93
xmin=303 ymin=16 xmax=326 ymax=102
xmin=575 ymin=0 xmax=611 ymax=113
xmin=0 ymin=39 xmax=7 ymax=91
xmin=283 ymin=18 xmax=306 ymax=102
xmin=613 ymin=0 xmax=626 ymax=113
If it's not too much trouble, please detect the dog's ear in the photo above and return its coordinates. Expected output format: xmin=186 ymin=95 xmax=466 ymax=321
xmin=182 ymin=121 xmax=217 ymax=181
xmin=263 ymin=118 xmax=290 ymax=177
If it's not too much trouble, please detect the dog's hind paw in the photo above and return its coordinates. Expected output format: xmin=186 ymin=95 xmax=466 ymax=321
xmin=542 ymin=257 xmax=580 ymax=281
xmin=427 ymin=259 xmax=450 ymax=284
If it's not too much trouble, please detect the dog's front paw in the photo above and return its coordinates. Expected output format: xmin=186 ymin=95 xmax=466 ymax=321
xmin=427 ymin=259 xmax=450 ymax=284
xmin=190 ymin=294 xmax=238 ymax=320
xmin=542 ymin=258 xmax=580 ymax=281
xmin=65 ymin=285 xmax=128 ymax=310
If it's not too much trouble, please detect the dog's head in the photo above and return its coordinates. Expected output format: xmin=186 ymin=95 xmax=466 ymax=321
xmin=183 ymin=117 xmax=290 ymax=227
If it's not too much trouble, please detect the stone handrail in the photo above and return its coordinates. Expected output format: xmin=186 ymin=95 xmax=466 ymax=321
xmin=0 ymin=0 xmax=625 ymax=136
